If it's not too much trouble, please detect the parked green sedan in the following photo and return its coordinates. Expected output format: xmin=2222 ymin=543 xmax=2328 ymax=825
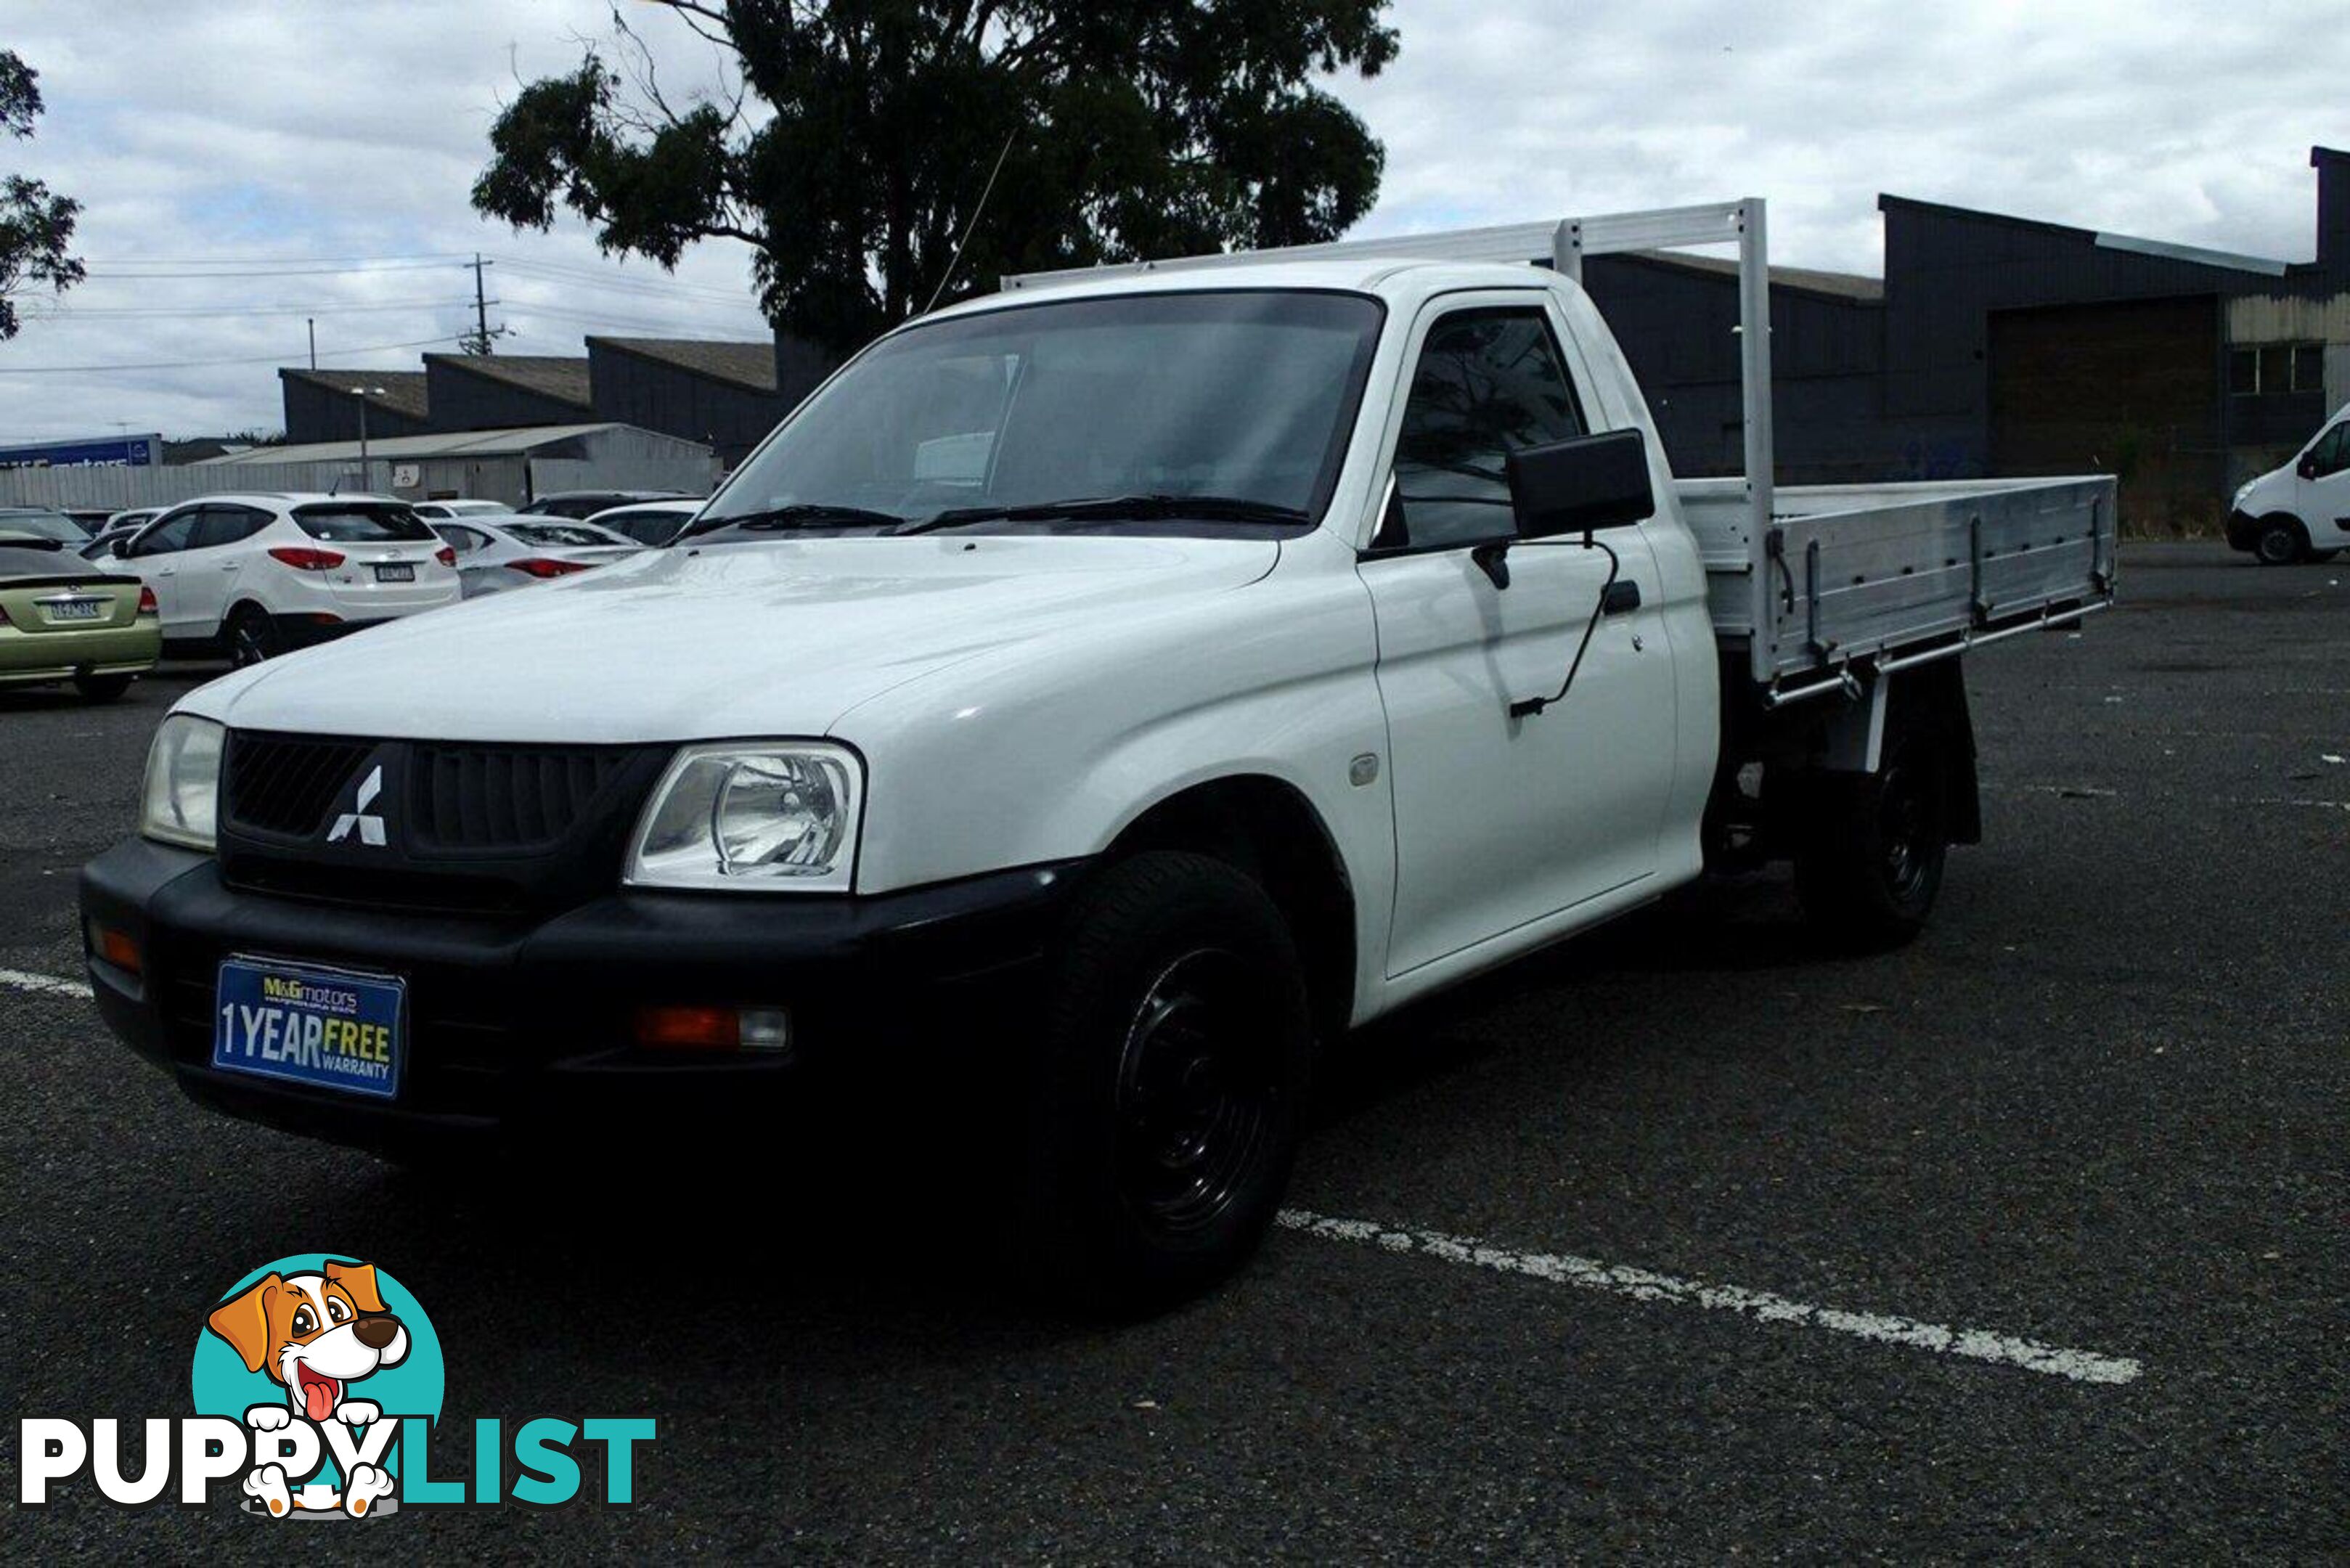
xmin=0 ymin=536 xmax=160 ymax=701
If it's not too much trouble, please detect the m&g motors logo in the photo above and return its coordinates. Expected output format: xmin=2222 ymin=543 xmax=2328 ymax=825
xmin=17 ymin=1254 xmax=654 ymax=1518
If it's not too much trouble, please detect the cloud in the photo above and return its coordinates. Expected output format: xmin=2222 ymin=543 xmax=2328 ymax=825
xmin=2 ymin=0 xmax=2346 ymax=441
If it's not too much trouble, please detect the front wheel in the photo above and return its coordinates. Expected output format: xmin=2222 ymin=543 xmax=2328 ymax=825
xmin=1020 ymin=852 xmax=1311 ymax=1313
xmin=2252 ymin=515 xmax=2309 ymax=566
xmin=1793 ymin=727 xmax=1950 ymax=951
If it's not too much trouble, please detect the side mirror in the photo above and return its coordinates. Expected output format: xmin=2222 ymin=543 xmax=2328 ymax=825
xmin=2297 ymin=455 xmax=2322 ymax=481
xmin=1506 ymin=428 xmax=1655 ymax=539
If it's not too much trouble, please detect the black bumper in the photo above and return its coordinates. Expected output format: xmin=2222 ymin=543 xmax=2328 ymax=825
xmin=79 ymin=838 xmax=1081 ymax=1150
xmin=2224 ymin=510 xmax=2261 ymax=552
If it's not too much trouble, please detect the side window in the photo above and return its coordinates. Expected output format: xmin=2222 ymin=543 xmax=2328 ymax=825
xmin=208 ymin=506 xmax=273 ymax=547
xmin=2309 ymin=425 xmax=2350 ymax=479
xmin=134 ymin=508 xmax=200 ymax=555
xmin=443 ymin=526 xmax=488 ymax=555
xmin=1387 ymin=307 xmax=1586 ymax=548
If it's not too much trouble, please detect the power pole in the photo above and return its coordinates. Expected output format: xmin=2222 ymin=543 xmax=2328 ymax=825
xmin=307 ymin=318 xmax=316 ymax=369
xmin=465 ymin=253 xmax=497 ymax=355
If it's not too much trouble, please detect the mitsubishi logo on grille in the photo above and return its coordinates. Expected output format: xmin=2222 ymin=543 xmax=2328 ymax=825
xmin=327 ymin=764 xmax=389 ymax=847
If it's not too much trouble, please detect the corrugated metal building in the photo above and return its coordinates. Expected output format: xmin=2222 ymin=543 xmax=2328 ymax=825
xmin=277 ymin=370 xmax=432 ymax=445
xmin=420 ymin=354 xmax=594 ymax=432
xmin=587 ymin=337 xmax=788 ymax=468
xmin=194 ymin=422 xmax=719 ymax=507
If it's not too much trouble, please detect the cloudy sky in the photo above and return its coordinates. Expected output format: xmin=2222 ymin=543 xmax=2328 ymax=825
xmin=4 ymin=0 xmax=2346 ymax=441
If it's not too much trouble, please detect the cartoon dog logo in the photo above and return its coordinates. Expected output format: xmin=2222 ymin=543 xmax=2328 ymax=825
xmin=205 ymin=1259 xmax=408 ymax=1517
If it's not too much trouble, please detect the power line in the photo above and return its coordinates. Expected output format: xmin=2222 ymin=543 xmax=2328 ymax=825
xmin=52 ymin=298 xmax=489 ymax=319
xmin=78 ymin=250 xmax=478 ymax=266
xmin=78 ymin=260 xmax=470 ymax=280
xmin=494 ymin=256 xmax=758 ymax=303
xmin=0 ymin=333 xmax=472 ymax=375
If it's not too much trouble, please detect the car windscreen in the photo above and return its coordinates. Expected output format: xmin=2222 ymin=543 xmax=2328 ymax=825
xmin=511 ymin=523 xmax=624 ymax=548
xmin=691 ymin=290 xmax=1385 ymax=540
xmin=291 ymin=505 xmax=436 ymax=543
xmin=0 ymin=510 xmax=89 ymax=543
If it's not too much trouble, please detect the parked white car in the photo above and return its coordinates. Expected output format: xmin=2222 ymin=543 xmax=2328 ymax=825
xmin=115 ymin=492 xmax=461 ymax=664
xmin=86 ymin=201 xmax=2116 ymax=1308
xmin=587 ymin=498 xmax=703 ymax=547
xmin=410 ymin=499 xmax=516 ymax=521
xmin=2227 ymin=405 xmax=2350 ymax=563
xmin=428 ymin=515 xmax=641 ymax=597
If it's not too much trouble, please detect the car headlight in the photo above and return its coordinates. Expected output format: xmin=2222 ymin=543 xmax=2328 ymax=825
xmin=625 ymin=742 xmax=862 ymax=892
xmin=139 ymin=714 xmax=225 ymax=852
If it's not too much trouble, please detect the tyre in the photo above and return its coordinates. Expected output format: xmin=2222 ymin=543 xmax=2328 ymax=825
xmin=1020 ymin=851 xmax=1311 ymax=1313
xmin=226 ymin=603 xmax=282 ymax=667
xmin=72 ymin=672 xmax=133 ymax=703
xmin=2252 ymin=515 xmax=2309 ymax=566
xmin=1793 ymin=724 xmax=1949 ymax=951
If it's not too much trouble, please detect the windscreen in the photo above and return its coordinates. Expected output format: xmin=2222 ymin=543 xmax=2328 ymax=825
xmin=695 ymin=290 xmax=1384 ymax=538
xmin=0 ymin=541 xmax=82 ymax=577
xmin=292 ymin=504 xmax=436 ymax=543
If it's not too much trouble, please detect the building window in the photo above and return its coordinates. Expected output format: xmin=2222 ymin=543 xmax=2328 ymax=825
xmin=2232 ymin=340 xmax=2327 ymax=396
xmin=2229 ymin=348 xmax=2259 ymax=395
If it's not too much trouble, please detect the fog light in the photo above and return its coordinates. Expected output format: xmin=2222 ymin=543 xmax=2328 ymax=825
xmin=635 ymin=1005 xmax=792 ymax=1055
xmin=87 ymin=920 xmax=141 ymax=976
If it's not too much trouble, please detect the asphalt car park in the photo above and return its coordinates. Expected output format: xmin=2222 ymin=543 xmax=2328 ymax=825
xmin=0 ymin=541 xmax=2341 ymax=1558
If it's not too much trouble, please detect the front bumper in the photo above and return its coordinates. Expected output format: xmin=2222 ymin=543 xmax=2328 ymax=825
xmin=80 ymin=837 xmax=1081 ymax=1150
xmin=2224 ymin=509 xmax=2259 ymax=552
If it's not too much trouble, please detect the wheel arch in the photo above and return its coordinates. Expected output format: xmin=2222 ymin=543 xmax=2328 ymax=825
xmin=1103 ymin=773 xmax=1358 ymax=1046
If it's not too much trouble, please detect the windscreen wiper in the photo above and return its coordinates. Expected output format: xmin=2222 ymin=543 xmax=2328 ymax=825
xmin=894 ymin=494 xmax=1311 ymax=535
xmin=677 ymin=503 xmax=907 ymax=540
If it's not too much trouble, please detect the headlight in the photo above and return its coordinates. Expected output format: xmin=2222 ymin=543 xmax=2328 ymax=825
xmin=625 ymin=742 xmax=862 ymax=892
xmin=139 ymin=714 xmax=225 ymax=852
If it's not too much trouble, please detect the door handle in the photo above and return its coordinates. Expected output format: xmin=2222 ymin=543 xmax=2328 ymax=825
xmin=219 ymin=562 xmax=240 ymax=571
xmin=1601 ymin=580 xmax=1641 ymax=616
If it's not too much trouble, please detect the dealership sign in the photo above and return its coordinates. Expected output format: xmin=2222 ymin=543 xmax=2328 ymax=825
xmin=0 ymin=433 xmax=164 ymax=469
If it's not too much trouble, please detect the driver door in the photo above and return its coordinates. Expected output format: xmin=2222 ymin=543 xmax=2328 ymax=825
xmin=1358 ymin=295 xmax=1678 ymax=978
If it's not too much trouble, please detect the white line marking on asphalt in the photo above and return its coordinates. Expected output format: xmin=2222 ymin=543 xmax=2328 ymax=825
xmin=0 ymin=968 xmax=94 ymax=1000
xmin=1277 ymin=1209 xmax=2143 ymax=1387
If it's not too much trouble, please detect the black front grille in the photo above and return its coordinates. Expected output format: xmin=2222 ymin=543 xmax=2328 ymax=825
xmin=406 ymin=743 xmax=635 ymax=854
xmin=224 ymin=733 xmax=373 ymax=838
xmin=217 ymin=729 xmax=669 ymax=917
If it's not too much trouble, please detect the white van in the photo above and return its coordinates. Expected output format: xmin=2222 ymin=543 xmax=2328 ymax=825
xmin=2227 ymin=407 xmax=2350 ymax=564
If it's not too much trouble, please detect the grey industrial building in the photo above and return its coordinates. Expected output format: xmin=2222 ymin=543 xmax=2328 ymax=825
xmin=586 ymin=337 xmax=790 ymax=467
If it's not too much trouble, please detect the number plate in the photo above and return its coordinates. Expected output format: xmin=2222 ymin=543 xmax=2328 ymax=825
xmin=212 ymin=957 xmax=404 ymax=1100
xmin=41 ymin=598 xmax=104 ymax=621
xmin=374 ymin=563 xmax=415 ymax=583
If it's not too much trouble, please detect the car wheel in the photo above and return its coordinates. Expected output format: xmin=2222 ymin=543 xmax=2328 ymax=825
xmin=227 ymin=603 xmax=282 ymax=667
xmin=1020 ymin=851 xmax=1311 ymax=1313
xmin=71 ymin=672 xmax=133 ymax=703
xmin=2253 ymin=515 xmax=2309 ymax=566
xmin=1794 ymin=726 xmax=1949 ymax=952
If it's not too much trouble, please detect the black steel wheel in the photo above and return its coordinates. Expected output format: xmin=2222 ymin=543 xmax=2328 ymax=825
xmin=2253 ymin=515 xmax=2309 ymax=566
xmin=1021 ymin=852 xmax=1310 ymax=1312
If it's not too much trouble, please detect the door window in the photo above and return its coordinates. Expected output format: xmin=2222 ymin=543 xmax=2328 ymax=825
xmin=190 ymin=505 xmax=271 ymax=550
xmin=1387 ymin=307 xmax=1587 ymax=549
xmin=133 ymin=509 xmax=200 ymax=555
xmin=2308 ymin=425 xmax=2350 ymax=478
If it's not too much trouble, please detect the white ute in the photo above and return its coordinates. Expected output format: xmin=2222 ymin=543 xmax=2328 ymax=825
xmin=85 ymin=201 xmax=2116 ymax=1307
